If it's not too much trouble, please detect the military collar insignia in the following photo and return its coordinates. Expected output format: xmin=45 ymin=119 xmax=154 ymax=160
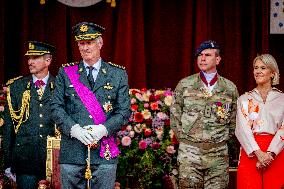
xmin=102 ymin=68 xmax=107 ymax=74
xmin=78 ymin=67 xmax=83 ymax=73
xmin=26 ymin=81 xmax=31 ymax=90
xmin=103 ymin=82 xmax=113 ymax=90
xmin=49 ymin=81 xmax=55 ymax=90
xmin=103 ymin=101 xmax=113 ymax=113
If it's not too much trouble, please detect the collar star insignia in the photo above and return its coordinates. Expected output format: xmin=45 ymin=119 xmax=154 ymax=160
xmin=103 ymin=83 xmax=113 ymax=90
xmin=102 ymin=68 xmax=107 ymax=74
xmin=78 ymin=68 xmax=83 ymax=73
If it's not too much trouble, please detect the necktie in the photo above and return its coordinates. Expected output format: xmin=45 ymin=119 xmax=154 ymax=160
xmin=87 ymin=66 xmax=95 ymax=88
xmin=35 ymin=80 xmax=45 ymax=98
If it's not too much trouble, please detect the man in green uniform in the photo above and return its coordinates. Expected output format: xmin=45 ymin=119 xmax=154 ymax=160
xmin=50 ymin=22 xmax=131 ymax=189
xmin=3 ymin=41 xmax=56 ymax=189
xmin=171 ymin=40 xmax=239 ymax=189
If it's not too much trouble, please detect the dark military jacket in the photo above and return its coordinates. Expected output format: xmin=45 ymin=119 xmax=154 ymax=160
xmin=51 ymin=60 xmax=131 ymax=165
xmin=3 ymin=75 xmax=55 ymax=177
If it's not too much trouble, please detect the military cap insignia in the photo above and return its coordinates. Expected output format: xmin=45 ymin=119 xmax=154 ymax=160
xmin=80 ymin=24 xmax=88 ymax=32
xmin=29 ymin=42 xmax=35 ymax=50
xmin=108 ymin=62 xmax=125 ymax=70
xmin=103 ymin=83 xmax=113 ymax=90
xmin=103 ymin=101 xmax=113 ymax=113
xmin=6 ymin=76 xmax=23 ymax=86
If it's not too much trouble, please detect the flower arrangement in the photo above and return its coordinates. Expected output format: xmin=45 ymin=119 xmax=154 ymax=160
xmin=116 ymin=88 xmax=178 ymax=189
xmin=0 ymin=85 xmax=8 ymax=188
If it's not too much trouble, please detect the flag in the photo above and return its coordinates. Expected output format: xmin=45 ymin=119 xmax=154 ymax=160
xmin=270 ymin=0 xmax=284 ymax=34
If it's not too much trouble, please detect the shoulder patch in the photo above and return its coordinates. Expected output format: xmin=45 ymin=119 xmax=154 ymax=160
xmin=61 ymin=62 xmax=79 ymax=67
xmin=108 ymin=62 xmax=125 ymax=70
xmin=6 ymin=76 xmax=23 ymax=86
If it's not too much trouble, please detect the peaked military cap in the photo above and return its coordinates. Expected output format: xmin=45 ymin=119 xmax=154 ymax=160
xmin=195 ymin=40 xmax=220 ymax=56
xmin=25 ymin=41 xmax=56 ymax=56
xmin=72 ymin=22 xmax=105 ymax=41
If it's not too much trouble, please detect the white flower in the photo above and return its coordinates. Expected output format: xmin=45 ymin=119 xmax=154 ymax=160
xmin=141 ymin=109 xmax=151 ymax=119
xmin=164 ymin=96 xmax=173 ymax=106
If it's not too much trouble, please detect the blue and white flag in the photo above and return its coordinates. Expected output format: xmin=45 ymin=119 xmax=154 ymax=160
xmin=270 ymin=0 xmax=284 ymax=34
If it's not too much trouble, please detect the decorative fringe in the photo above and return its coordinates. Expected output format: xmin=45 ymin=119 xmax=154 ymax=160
xmin=106 ymin=0 xmax=116 ymax=7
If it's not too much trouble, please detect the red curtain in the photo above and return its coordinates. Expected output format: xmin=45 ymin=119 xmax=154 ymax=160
xmin=0 ymin=0 xmax=278 ymax=94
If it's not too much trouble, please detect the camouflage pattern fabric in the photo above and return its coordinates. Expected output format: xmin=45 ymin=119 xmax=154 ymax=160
xmin=171 ymin=73 xmax=239 ymax=189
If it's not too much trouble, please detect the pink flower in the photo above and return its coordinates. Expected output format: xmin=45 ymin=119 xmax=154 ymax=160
xmin=150 ymin=102 xmax=159 ymax=110
xmin=2 ymin=86 xmax=7 ymax=92
xmin=135 ymin=93 xmax=144 ymax=101
xmin=139 ymin=140 xmax=148 ymax=150
xmin=121 ymin=136 xmax=132 ymax=146
xmin=151 ymin=142 xmax=161 ymax=150
xmin=157 ymin=112 xmax=167 ymax=119
xmin=144 ymin=103 xmax=149 ymax=108
xmin=131 ymin=98 xmax=137 ymax=104
xmin=166 ymin=145 xmax=176 ymax=154
xmin=129 ymin=131 xmax=135 ymax=138
xmin=126 ymin=125 xmax=132 ymax=131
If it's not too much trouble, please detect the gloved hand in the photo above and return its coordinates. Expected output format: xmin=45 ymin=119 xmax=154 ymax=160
xmin=84 ymin=124 xmax=108 ymax=141
xmin=5 ymin=167 xmax=16 ymax=182
xmin=70 ymin=124 xmax=93 ymax=145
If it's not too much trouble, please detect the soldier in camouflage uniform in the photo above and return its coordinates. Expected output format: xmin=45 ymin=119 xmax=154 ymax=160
xmin=171 ymin=40 xmax=239 ymax=189
xmin=3 ymin=41 xmax=56 ymax=189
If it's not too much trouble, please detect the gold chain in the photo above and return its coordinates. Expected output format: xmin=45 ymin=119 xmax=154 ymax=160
xmin=7 ymin=83 xmax=31 ymax=133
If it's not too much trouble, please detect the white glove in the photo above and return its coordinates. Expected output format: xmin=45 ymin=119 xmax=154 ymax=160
xmin=5 ymin=167 xmax=16 ymax=182
xmin=84 ymin=124 xmax=108 ymax=141
xmin=70 ymin=124 xmax=93 ymax=145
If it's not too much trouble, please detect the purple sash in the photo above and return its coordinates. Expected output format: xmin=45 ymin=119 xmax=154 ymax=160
xmin=64 ymin=65 xmax=120 ymax=159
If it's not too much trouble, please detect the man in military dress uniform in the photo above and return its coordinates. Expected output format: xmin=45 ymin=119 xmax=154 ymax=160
xmin=50 ymin=22 xmax=131 ymax=189
xmin=171 ymin=40 xmax=239 ymax=189
xmin=3 ymin=41 xmax=56 ymax=189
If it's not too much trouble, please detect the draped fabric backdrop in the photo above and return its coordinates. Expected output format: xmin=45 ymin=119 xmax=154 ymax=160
xmin=0 ymin=0 xmax=283 ymax=95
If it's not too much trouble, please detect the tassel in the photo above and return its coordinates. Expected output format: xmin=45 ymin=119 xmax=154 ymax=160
xmin=40 ymin=0 xmax=45 ymax=4
xmin=111 ymin=0 xmax=116 ymax=7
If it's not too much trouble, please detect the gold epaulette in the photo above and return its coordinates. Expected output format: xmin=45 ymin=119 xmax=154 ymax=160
xmin=108 ymin=62 xmax=125 ymax=70
xmin=6 ymin=76 xmax=23 ymax=86
xmin=61 ymin=62 xmax=79 ymax=67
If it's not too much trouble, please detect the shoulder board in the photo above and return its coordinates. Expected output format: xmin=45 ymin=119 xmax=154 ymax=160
xmin=61 ymin=62 xmax=79 ymax=67
xmin=107 ymin=62 xmax=125 ymax=70
xmin=272 ymin=87 xmax=283 ymax=93
xmin=6 ymin=76 xmax=23 ymax=86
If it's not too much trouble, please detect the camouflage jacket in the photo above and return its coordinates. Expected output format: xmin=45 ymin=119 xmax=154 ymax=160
xmin=170 ymin=73 xmax=239 ymax=143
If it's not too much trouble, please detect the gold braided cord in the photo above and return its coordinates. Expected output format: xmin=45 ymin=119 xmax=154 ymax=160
xmin=6 ymin=84 xmax=31 ymax=133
